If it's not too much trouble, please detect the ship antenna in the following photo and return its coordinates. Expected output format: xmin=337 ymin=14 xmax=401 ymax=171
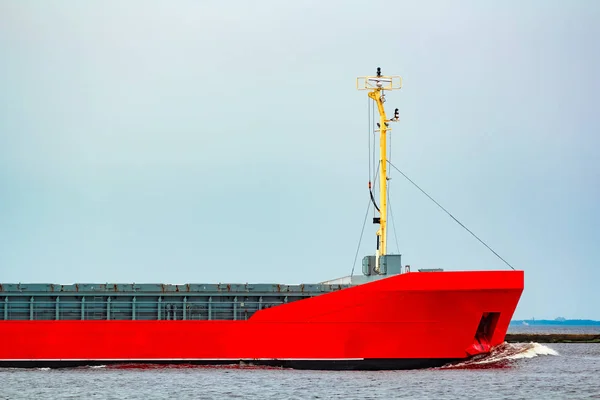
xmin=356 ymin=68 xmax=402 ymax=274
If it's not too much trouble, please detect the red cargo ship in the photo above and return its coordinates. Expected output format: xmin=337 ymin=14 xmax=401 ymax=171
xmin=0 ymin=69 xmax=523 ymax=370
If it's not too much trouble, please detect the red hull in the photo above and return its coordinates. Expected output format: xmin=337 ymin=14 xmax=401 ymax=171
xmin=0 ymin=271 xmax=523 ymax=369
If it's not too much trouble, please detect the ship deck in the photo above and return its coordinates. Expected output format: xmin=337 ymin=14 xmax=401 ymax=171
xmin=0 ymin=282 xmax=350 ymax=321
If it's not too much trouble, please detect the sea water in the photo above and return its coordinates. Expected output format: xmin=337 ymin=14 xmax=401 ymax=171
xmin=0 ymin=341 xmax=598 ymax=399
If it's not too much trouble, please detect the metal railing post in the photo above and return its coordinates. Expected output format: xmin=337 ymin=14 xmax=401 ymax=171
xmin=132 ymin=296 xmax=136 ymax=320
xmin=107 ymin=297 xmax=111 ymax=320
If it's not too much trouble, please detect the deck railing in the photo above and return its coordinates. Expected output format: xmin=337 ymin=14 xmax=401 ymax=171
xmin=1 ymin=295 xmax=299 ymax=321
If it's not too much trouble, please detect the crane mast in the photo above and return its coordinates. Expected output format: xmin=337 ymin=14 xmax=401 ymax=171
xmin=357 ymin=68 xmax=402 ymax=274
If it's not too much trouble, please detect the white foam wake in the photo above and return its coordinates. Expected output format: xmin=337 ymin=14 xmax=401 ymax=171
xmin=441 ymin=342 xmax=558 ymax=369
xmin=505 ymin=342 xmax=559 ymax=360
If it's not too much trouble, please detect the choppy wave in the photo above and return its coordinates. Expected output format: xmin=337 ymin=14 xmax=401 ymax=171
xmin=106 ymin=363 xmax=282 ymax=370
xmin=441 ymin=342 xmax=559 ymax=369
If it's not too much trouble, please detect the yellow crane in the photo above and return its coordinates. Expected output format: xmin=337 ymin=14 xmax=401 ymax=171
xmin=357 ymin=68 xmax=402 ymax=274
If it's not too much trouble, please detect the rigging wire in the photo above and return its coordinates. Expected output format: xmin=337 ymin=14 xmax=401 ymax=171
xmin=386 ymin=106 xmax=397 ymax=252
xmin=387 ymin=160 xmax=516 ymax=271
xmin=370 ymin=163 xmax=380 ymax=213
xmin=388 ymin=188 xmax=401 ymax=254
xmin=353 ymin=97 xmax=378 ymax=277
xmin=367 ymin=95 xmax=371 ymax=182
xmin=388 ymin=114 xmax=392 ymax=179
xmin=372 ymin=99 xmax=376 ymax=184
xmin=350 ymin=198 xmax=372 ymax=277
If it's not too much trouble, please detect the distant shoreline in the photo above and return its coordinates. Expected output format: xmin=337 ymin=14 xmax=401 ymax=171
xmin=511 ymin=319 xmax=600 ymax=326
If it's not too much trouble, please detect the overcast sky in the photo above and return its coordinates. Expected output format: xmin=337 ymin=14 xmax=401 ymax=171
xmin=1 ymin=1 xmax=598 ymax=320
